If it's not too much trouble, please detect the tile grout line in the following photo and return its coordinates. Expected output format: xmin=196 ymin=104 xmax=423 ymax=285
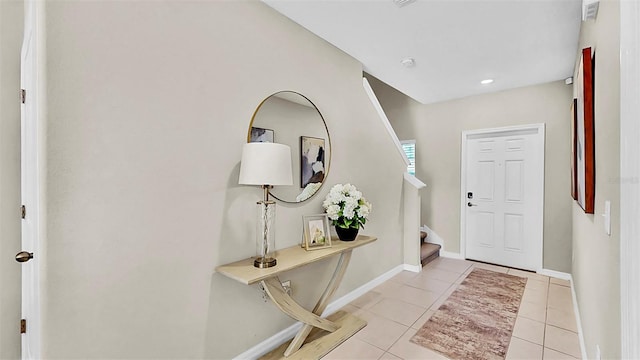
xmin=385 ymin=327 xmax=414 ymax=360
xmin=543 ymin=346 xmax=581 ymax=359
xmin=544 ymin=324 xmax=583 ymax=358
xmin=508 ymin=275 xmax=532 ymax=357
xmin=355 ymin=331 xmax=399 ymax=354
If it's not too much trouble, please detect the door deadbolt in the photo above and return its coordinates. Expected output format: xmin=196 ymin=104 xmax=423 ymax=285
xmin=15 ymin=251 xmax=33 ymax=263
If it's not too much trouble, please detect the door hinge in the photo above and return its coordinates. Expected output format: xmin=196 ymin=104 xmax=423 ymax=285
xmin=21 ymin=205 xmax=26 ymax=219
xmin=20 ymin=319 xmax=26 ymax=334
xmin=21 ymin=89 xmax=26 ymax=104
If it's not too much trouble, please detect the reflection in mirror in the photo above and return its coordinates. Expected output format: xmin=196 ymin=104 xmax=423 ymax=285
xmin=248 ymin=91 xmax=331 ymax=203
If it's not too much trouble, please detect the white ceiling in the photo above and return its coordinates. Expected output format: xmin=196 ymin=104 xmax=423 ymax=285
xmin=263 ymin=0 xmax=582 ymax=104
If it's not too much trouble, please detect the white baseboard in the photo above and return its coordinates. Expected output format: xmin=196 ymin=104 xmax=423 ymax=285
xmin=233 ymin=322 xmax=303 ymax=360
xmin=233 ymin=265 xmax=405 ymax=359
xmin=403 ymin=264 xmax=422 ymax=273
xmin=321 ymin=265 xmax=404 ymax=317
xmin=537 ymin=269 xmax=572 ymax=281
xmin=569 ymin=276 xmax=587 ymax=360
xmin=440 ymin=251 xmax=464 ymax=260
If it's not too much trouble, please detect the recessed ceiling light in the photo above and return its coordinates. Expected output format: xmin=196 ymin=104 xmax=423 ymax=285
xmin=481 ymin=79 xmax=494 ymax=85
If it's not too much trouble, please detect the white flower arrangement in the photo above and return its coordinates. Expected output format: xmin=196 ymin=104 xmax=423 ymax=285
xmin=322 ymin=184 xmax=372 ymax=229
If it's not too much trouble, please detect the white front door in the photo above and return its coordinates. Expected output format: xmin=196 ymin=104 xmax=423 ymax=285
xmin=462 ymin=124 xmax=544 ymax=271
xmin=20 ymin=1 xmax=41 ymax=357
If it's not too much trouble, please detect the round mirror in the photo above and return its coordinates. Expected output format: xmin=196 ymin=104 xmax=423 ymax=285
xmin=247 ymin=91 xmax=331 ymax=203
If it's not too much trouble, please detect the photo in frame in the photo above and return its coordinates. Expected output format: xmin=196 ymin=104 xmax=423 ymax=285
xmin=250 ymin=127 xmax=274 ymax=143
xmin=303 ymin=214 xmax=331 ymax=251
xmin=300 ymin=136 xmax=325 ymax=188
xmin=575 ymin=47 xmax=595 ymax=213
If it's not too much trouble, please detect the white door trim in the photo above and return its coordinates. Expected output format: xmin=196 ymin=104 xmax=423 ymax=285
xmin=620 ymin=0 xmax=640 ymax=357
xmin=20 ymin=1 xmax=46 ymax=358
xmin=460 ymin=123 xmax=545 ymax=271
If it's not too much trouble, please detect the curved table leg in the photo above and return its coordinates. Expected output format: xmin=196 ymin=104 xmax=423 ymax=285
xmin=261 ymin=277 xmax=339 ymax=333
xmin=283 ymin=250 xmax=353 ymax=357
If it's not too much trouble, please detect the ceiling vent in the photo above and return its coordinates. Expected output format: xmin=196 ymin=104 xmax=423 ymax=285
xmin=393 ymin=0 xmax=416 ymax=8
xmin=582 ymin=0 xmax=599 ymax=21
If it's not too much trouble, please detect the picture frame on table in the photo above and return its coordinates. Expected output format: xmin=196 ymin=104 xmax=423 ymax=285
xmin=302 ymin=214 xmax=331 ymax=251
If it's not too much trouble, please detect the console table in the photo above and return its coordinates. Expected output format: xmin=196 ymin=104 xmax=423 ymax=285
xmin=215 ymin=235 xmax=377 ymax=359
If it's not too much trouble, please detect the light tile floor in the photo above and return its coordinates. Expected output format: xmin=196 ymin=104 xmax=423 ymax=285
xmin=325 ymin=257 xmax=582 ymax=360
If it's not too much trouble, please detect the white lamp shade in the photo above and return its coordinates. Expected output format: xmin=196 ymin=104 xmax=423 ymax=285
xmin=239 ymin=143 xmax=293 ymax=186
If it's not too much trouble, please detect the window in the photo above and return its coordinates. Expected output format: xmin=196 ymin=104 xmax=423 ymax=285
xmin=401 ymin=140 xmax=416 ymax=176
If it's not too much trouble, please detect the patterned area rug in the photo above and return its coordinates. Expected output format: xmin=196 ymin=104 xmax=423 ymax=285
xmin=411 ymin=268 xmax=527 ymax=360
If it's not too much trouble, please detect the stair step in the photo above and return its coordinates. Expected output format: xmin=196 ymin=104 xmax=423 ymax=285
xmin=421 ymin=243 xmax=441 ymax=266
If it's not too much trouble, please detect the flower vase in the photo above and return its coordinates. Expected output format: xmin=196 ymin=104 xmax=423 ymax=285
xmin=335 ymin=226 xmax=359 ymax=241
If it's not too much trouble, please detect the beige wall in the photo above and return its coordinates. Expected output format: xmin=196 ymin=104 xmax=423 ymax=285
xmin=571 ymin=0 xmax=621 ymax=358
xmin=0 ymin=0 xmax=23 ymax=358
xmin=369 ymin=76 xmax=573 ymax=272
xmin=42 ymin=1 xmax=405 ymax=358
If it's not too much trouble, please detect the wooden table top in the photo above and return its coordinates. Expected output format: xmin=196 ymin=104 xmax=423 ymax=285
xmin=215 ymin=235 xmax=377 ymax=285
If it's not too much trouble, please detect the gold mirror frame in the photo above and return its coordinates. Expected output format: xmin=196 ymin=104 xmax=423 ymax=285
xmin=247 ymin=91 xmax=332 ymax=204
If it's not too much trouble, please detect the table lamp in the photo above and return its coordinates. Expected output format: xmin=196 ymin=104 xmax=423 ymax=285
xmin=239 ymin=142 xmax=293 ymax=268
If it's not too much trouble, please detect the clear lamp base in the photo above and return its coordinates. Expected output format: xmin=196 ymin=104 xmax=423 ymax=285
xmin=255 ymin=190 xmax=277 ymax=269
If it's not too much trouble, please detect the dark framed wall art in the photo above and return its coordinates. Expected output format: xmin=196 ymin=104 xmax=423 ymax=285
xmin=574 ymin=47 xmax=595 ymax=214
xmin=570 ymin=98 xmax=578 ymax=200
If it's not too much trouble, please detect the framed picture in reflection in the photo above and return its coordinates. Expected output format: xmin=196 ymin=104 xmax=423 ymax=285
xmin=300 ymin=136 xmax=325 ymax=188
xmin=250 ymin=127 xmax=274 ymax=143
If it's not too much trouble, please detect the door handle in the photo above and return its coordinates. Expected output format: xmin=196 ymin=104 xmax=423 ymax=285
xmin=15 ymin=251 xmax=33 ymax=263
xmin=467 ymin=202 xmax=478 ymax=207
